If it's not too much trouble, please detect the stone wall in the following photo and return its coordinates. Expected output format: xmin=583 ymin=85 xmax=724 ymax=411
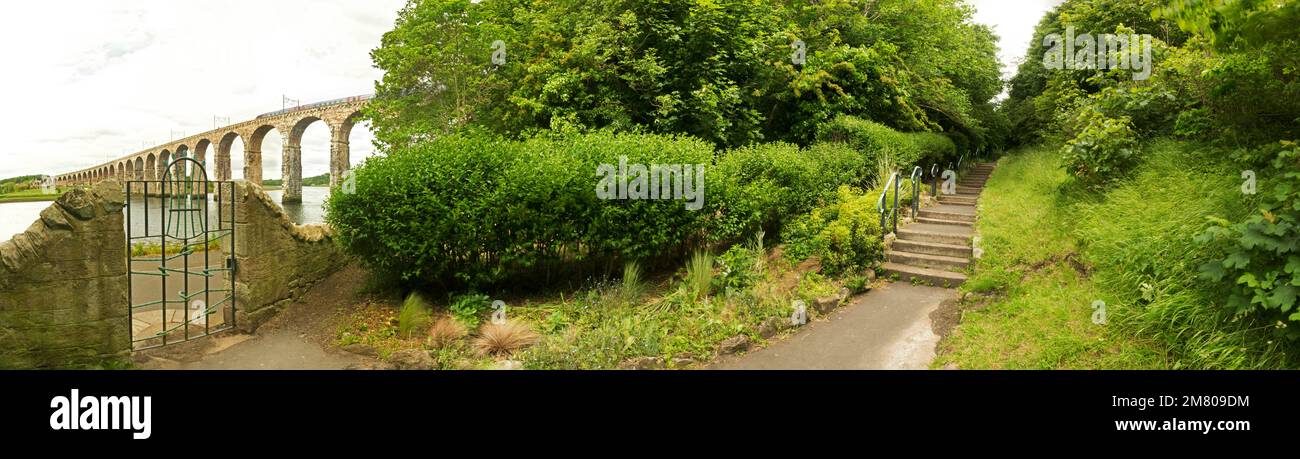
xmin=231 ymin=181 xmax=346 ymax=331
xmin=0 ymin=181 xmax=130 ymax=369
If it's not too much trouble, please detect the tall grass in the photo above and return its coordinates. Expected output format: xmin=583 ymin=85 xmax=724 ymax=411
xmin=685 ymin=251 xmax=715 ymax=301
xmin=620 ymin=261 xmax=647 ymax=306
xmin=942 ymin=141 xmax=1295 ymax=369
xmin=1070 ymin=140 xmax=1290 ymax=368
xmin=398 ymin=292 xmax=432 ymax=339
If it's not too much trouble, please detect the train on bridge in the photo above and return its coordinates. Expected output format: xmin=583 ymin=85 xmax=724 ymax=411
xmin=255 ymin=94 xmax=372 ymax=120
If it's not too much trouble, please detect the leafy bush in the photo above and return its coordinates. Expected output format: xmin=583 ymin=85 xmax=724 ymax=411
xmin=781 ymin=186 xmax=886 ymax=276
xmin=1173 ymin=108 xmax=1216 ymax=140
xmin=1197 ymin=141 xmax=1300 ymax=335
xmin=909 ymin=132 xmax=959 ymax=167
xmin=328 ymin=131 xmax=715 ymax=288
xmin=707 ymin=141 xmax=863 ymax=242
xmin=815 ymin=115 xmax=958 ymax=174
xmin=1060 ymin=105 xmax=1138 ymax=185
xmin=449 ymin=293 xmax=492 ymax=328
xmin=330 ymin=129 xmax=884 ymax=289
xmin=714 ymin=243 xmax=763 ymax=295
xmin=844 ymin=273 xmax=872 ymax=294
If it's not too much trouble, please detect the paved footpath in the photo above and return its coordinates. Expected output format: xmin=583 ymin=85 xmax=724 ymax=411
xmin=137 ymin=266 xmax=379 ymax=370
xmin=712 ymin=282 xmax=957 ymax=370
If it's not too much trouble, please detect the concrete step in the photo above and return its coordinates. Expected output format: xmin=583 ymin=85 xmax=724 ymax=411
xmin=882 ymin=262 xmax=967 ymax=288
xmin=938 ymin=195 xmax=978 ymax=205
xmin=916 ymin=217 xmax=973 ymax=227
xmin=941 ymin=193 xmax=977 ymax=204
xmin=919 ymin=205 xmax=976 ymax=222
xmin=887 ymin=250 xmax=970 ymax=270
xmin=956 ymin=185 xmax=983 ymax=195
xmin=897 ymin=223 xmax=972 ymax=246
xmin=892 ymin=239 xmax=972 ymax=258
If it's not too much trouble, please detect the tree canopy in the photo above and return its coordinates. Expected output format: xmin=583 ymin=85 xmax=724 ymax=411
xmin=366 ymin=0 xmax=1007 ymax=150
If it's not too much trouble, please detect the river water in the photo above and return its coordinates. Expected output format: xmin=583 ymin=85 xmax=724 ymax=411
xmin=0 ymin=187 xmax=330 ymax=241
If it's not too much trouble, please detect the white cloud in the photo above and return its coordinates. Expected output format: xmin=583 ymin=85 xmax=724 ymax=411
xmin=968 ymin=0 xmax=1066 ymax=97
xmin=0 ymin=0 xmax=406 ymax=180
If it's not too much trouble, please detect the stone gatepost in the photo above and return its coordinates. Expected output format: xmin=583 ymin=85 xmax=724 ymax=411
xmin=0 ymin=181 xmax=130 ymax=369
xmin=230 ymin=181 xmax=345 ymax=332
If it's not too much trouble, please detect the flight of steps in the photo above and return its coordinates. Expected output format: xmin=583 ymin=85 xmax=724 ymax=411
xmin=882 ymin=162 xmax=995 ymax=288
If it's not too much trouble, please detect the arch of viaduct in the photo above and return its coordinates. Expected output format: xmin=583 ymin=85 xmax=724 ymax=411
xmin=54 ymin=96 xmax=369 ymax=204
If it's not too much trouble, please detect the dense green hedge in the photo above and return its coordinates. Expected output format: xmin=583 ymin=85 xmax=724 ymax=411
xmin=327 ymin=132 xmax=715 ymax=287
xmin=814 ymin=115 xmax=957 ymax=174
xmin=708 ymin=141 xmax=865 ymax=243
xmin=328 ymin=132 xmax=877 ymax=288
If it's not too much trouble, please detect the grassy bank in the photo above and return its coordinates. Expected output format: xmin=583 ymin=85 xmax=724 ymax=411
xmin=0 ymin=188 xmax=65 ymax=203
xmin=937 ymin=141 xmax=1295 ymax=369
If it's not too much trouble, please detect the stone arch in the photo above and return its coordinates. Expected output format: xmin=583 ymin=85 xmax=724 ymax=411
xmin=326 ymin=110 xmax=366 ymax=188
xmin=158 ymin=149 xmax=171 ymax=180
xmin=194 ymin=139 xmax=211 ymax=172
xmin=245 ymin=125 xmax=280 ymax=186
xmin=288 ymin=116 xmax=323 ymax=146
xmin=168 ymin=146 xmax=191 ymax=182
xmin=281 ymin=116 xmax=326 ymax=204
xmin=146 ymin=154 xmax=157 ymax=181
xmin=216 ymin=132 xmax=240 ymax=181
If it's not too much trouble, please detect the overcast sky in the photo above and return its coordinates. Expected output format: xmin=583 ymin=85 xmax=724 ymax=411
xmin=969 ymin=0 xmax=1066 ymax=94
xmin=0 ymin=0 xmax=406 ymax=180
xmin=0 ymin=0 xmax=1061 ymax=181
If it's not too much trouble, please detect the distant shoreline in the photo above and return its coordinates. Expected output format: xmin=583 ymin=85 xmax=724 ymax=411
xmin=0 ymin=185 xmax=331 ymax=205
xmin=0 ymin=195 xmax=59 ymax=203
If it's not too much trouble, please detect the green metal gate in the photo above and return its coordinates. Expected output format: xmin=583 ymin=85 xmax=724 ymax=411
xmin=126 ymin=157 xmax=236 ymax=350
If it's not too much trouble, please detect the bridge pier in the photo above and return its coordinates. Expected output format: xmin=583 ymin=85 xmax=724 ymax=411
xmin=244 ymin=148 xmax=263 ymax=187
xmin=329 ymin=136 xmax=349 ymax=188
xmin=281 ymin=144 xmax=302 ymax=204
xmin=215 ymin=148 xmax=231 ymax=182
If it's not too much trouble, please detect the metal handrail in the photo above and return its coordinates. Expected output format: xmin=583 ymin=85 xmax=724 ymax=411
xmin=909 ymin=166 xmax=924 ymax=219
xmin=930 ymin=164 xmax=940 ymax=197
xmin=877 ymin=171 xmax=901 ymax=241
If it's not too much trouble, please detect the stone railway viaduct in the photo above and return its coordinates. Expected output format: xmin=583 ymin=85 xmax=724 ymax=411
xmin=53 ymin=95 xmax=369 ymax=203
